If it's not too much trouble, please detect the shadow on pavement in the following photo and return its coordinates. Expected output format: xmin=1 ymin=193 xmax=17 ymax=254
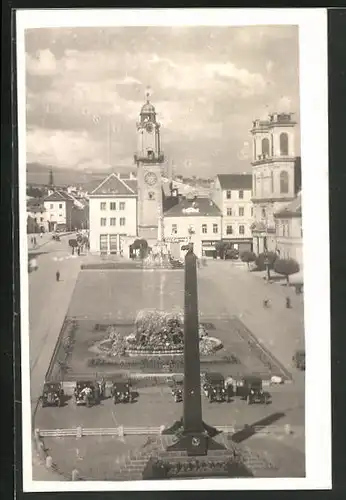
xmin=231 ymin=411 xmax=286 ymax=444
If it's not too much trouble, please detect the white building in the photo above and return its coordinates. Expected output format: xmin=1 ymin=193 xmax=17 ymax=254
xmin=43 ymin=190 xmax=75 ymax=231
xmin=88 ymin=173 xmax=137 ymax=255
xmin=163 ymin=196 xmax=222 ymax=259
xmin=274 ymin=193 xmax=303 ymax=268
xmin=212 ymin=173 xmax=253 ymax=253
xmin=250 ymin=112 xmax=301 ymax=254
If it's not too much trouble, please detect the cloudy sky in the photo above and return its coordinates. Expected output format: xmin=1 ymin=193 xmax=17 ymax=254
xmin=25 ymin=25 xmax=300 ymax=177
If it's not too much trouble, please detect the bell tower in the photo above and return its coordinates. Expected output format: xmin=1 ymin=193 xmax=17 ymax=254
xmin=134 ymin=89 xmax=165 ymax=242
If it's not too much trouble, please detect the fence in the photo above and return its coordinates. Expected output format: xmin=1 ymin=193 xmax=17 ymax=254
xmin=37 ymin=424 xmax=299 ymax=439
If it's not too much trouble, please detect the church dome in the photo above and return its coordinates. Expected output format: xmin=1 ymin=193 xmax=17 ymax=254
xmin=141 ymin=101 xmax=156 ymax=114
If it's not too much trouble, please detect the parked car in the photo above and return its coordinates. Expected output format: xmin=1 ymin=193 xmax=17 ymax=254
xmin=202 ymin=372 xmax=227 ymax=402
xmin=41 ymin=382 xmax=64 ymax=407
xmin=111 ymin=380 xmax=132 ymax=404
xmin=74 ymin=380 xmax=99 ymax=407
xmin=225 ymin=249 xmax=239 ymax=260
xmin=235 ymin=375 xmax=270 ymax=405
xmin=293 ymin=349 xmax=305 ymax=370
xmin=171 ymin=375 xmax=184 ymax=402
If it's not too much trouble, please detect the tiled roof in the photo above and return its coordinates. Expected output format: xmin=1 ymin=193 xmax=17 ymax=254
xmin=216 ymin=174 xmax=252 ymax=190
xmin=274 ymin=193 xmax=302 ymax=218
xmin=90 ymin=173 xmax=136 ymax=196
xmin=44 ymin=191 xmax=74 ymax=202
xmin=164 ymin=197 xmax=221 ymax=217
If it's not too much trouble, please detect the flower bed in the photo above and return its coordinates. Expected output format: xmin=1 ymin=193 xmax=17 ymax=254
xmin=88 ymin=309 xmax=223 ymax=359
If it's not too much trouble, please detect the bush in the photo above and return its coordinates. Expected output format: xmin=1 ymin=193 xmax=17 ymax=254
xmin=274 ymin=258 xmax=300 ymax=284
xmin=240 ymin=251 xmax=256 ymax=267
xmin=255 ymin=252 xmax=277 ymax=271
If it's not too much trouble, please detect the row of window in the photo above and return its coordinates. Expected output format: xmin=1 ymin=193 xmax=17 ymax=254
xmin=253 ymin=170 xmax=289 ymax=196
xmin=226 ymin=225 xmax=245 ymax=235
xmin=226 ymin=189 xmax=244 ymax=200
xmin=226 ymin=207 xmax=253 ymax=217
xmin=255 ymin=132 xmax=289 ymax=159
xmin=100 ymin=217 xmax=126 ymax=227
xmin=172 ymin=224 xmax=219 ymax=235
xmin=171 ymin=224 xmax=245 ymax=236
xmin=100 ymin=202 xmax=126 ymax=211
xmin=48 ymin=203 xmax=63 ymax=209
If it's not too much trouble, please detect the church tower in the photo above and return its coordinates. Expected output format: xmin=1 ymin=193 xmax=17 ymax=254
xmin=134 ymin=91 xmax=165 ymax=242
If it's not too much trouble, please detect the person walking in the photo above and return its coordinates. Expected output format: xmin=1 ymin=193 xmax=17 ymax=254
xmin=56 ymin=270 xmax=60 ymax=282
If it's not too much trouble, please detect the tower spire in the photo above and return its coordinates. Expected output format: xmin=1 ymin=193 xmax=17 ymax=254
xmin=49 ymin=168 xmax=54 ymax=188
xmin=145 ymin=86 xmax=151 ymax=103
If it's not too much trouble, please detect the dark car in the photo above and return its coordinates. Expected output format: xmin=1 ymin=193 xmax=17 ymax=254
xmin=225 ymin=249 xmax=239 ymax=260
xmin=202 ymin=372 xmax=227 ymax=402
xmin=235 ymin=376 xmax=269 ymax=405
xmin=293 ymin=350 xmax=305 ymax=371
xmin=74 ymin=380 xmax=98 ymax=407
xmin=42 ymin=382 xmax=64 ymax=407
xmin=111 ymin=380 xmax=132 ymax=404
xmin=171 ymin=375 xmax=184 ymax=402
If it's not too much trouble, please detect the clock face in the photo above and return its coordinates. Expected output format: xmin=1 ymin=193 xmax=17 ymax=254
xmin=144 ymin=172 xmax=157 ymax=186
xmin=146 ymin=123 xmax=153 ymax=133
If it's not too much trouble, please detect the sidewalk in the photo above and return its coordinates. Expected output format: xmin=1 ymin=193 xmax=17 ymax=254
xmin=202 ymin=262 xmax=305 ymax=372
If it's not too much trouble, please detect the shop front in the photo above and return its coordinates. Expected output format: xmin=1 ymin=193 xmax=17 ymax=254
xmin=222 ymin=239 xmax=253 ymax=254
xmin=164 ymin=236 xmax=189 ymax=260
xmin=201 ymin=240 xmax=218 ymax=259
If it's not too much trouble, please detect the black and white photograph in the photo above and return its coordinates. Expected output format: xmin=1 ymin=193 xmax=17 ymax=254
xmin=16 ymin=8 xmax=330 ymax=491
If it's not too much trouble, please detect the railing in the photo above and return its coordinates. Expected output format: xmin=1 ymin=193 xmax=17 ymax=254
xmin=37 ymin=424 xmax=299 ymax=438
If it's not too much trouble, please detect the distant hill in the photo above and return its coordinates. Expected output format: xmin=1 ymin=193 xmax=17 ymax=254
xmin=26 ymin=163 xmax=134 ymax=187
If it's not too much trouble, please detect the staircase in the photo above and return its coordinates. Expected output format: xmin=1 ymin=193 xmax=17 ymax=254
xmin=111 ymin=434 xmax=276 ymax=481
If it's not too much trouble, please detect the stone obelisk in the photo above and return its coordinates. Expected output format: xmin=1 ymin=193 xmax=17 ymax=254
xmin=183 ymin=245 xmax=204 ymax=436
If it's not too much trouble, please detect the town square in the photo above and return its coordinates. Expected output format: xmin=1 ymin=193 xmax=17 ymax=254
xmin=20 ymin=19 xmax=314 ymax=484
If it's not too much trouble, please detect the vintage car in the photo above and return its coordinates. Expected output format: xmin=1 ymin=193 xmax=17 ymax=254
xmin=41 ymin=382 xmax=64 ymax=407
xmin=171 ymin=375 xmax=184 ymax=402
xmin=202 ymin=372 xmax=227 ymax=403
xmin=235 ymin=376 xmax=269 ymax=405
xmin=74 ymin=380 xmax=99 ymax=407
xmin=111 ymin=380 xmax=132 ymax=404
xmin=293 ymin=349 xmax=305 ymax=371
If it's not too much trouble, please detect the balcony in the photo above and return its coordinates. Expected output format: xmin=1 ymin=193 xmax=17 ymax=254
xmin=134 ymin=152 xmax=165 ymax=164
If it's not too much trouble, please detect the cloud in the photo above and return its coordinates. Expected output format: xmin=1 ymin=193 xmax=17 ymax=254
xmin=24 ymin=26 xmax=300 ymax=176
xmin=26 ymin=49 xmax=57 ymax=76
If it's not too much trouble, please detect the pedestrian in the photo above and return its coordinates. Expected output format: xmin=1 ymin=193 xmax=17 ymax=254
xmin=40 ymin=232 xmax=43 ymax=239
xmin=286 ymin=297 xmax=291 ymax=309
xmin=56 ymin=270 xmax=60 ymax=282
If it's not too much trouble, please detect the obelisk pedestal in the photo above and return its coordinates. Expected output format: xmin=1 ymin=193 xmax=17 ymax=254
xmin=166 ymin=244 xmax=223 ymax=456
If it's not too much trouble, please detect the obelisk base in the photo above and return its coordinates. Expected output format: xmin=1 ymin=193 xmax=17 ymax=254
xmin=163 ymin=418 xmax=226 ymax=456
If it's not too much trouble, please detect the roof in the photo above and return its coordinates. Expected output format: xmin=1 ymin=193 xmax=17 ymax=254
xmin=216 ymin=174 xmax=252 ymax=190
xmin=44 ymin=190 xmax=74 ymax=202
xmin=164 ymin=197 xmax=222 ymax=218
xmin=90 ymin=173 xmax=136 ymax=196
xmin=274 ymin=192 xmax=302 ymax=218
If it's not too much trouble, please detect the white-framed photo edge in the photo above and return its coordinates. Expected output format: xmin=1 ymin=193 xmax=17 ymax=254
xmin=16 ymin=7 xmax=331 ymax=492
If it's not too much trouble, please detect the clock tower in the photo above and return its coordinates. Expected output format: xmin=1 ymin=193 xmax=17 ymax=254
xmin=134 ymin=91 xmax=165 ymax=241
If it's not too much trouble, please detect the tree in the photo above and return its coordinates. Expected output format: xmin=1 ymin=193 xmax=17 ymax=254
xmin=132 ymin=238 xmax=149 ymax=259
xmin=68 ymin=239 xmax=78 ymax=255
xmin=215 ymin=241 xmax=230 ymax=260
xmin=255 ymin=252 xmax=277 ymax=271
xmin=274 ymin=258 xmax=300 ymax=285
xmin=240 ymin=251 xmax=256 ymax=269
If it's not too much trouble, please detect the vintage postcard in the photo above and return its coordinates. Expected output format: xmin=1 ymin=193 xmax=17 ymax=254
xmin=16 ymin=8 xmax=330 ymax=492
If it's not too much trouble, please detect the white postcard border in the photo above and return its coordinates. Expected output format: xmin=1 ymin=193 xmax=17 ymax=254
xmin=16 ymin=8 xmax=331 ymax=492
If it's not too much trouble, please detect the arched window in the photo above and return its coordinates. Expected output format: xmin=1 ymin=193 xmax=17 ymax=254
xmin=262 ymin=138 xmax=270 ymax=157
xmin=280 ymin=133 xmax=289 ymax=156
xmin=280 ymin=171 xmax=289 ymax=194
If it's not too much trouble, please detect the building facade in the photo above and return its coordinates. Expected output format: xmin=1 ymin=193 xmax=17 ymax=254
xmin=163 ymin=197 xmax=222 ymax=259
xmin=89 ymin=173 xmax=137 ymax=256
xmin=274 ymin=193 xmax=303 ymax=268
xmin=134 ymin=93 xmax=165 ymax=244
xmin=250 ymin=112 xmax=301 ymax=254
xmin=213 ymin=174 xmax=253 ymax=253
xmin=27 ymin=198 xmax=49 ymax=233
xmin=43 ymin=191 xmax=75 ymax=231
